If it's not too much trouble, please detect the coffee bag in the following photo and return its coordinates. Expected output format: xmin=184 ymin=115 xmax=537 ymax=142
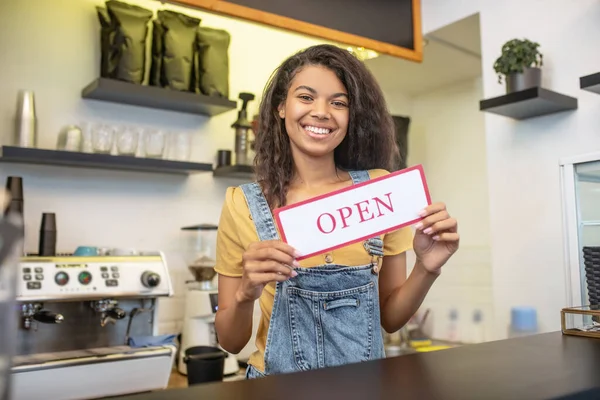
xmin=154 ymin=10 xmax=201 ymax=91
xmin=96 ymin=7 xmax=118 ymax=79
xmin=196 ymin=27 xmax=231 ymax=98
xmin=103 ymin=0 xmax=153 ymax=84
xmin=149 ymin=19 xmax=164 ymax=87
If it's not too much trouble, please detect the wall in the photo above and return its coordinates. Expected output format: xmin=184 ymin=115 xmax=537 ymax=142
xmin=0 ymin=0 xmax=331 ymax=358
xmin=421 ymin=0 xmax=600 ymax=338
xmin=404 ymin=78 xmax=492 ymax=342
xmin=374 ymin=51 xmax=492 ymax=341
xmin=480 ymin=0 xmax=600 ymax=338
xmin=421 ymin=0 xmax=480 ymax=35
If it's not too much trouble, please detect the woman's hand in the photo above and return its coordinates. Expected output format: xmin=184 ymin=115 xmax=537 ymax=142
xmin=413 ymin=202 xmax=459 ymax=274
xmin=236 ymin=240 xmax=300 ymax=304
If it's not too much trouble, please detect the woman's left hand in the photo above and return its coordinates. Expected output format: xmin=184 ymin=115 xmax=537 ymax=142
xmin=413 ymin=202 xmax=459 ymax=274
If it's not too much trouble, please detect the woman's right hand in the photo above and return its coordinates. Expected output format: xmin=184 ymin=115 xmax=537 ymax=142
xmin=236 ymin=240 xmax=300 ymax=304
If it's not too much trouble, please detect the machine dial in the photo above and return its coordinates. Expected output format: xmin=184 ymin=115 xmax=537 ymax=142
xmin=55 ymin=271 xmax=69 ymax=286
xmin=78 ymin=271 xmax=92 ymax=285
xmin=141 ymin=271 xmax=161 ymax=288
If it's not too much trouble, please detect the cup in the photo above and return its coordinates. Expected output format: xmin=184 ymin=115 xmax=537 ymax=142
xmin=39 ymin=212 xmax=57 ymax=256
xmin=74 ymin=246 xmax=99 ymax=256
xmin=170 ymin=132 xmax=192 ymax=161
xmin=5 ymin=176 xmax=23 ymax=201
xmin=144 ymin=129 xmax=167 ymax=158
xmin=116 ymin=126 xmax=140 ymax=156
xmin=92 ymin=123 xmax=115 ymax=154
xmin=217 ymin=150 xmax=231 ymax=167
xmin=15 ymin=90 xmax=37 ymax=148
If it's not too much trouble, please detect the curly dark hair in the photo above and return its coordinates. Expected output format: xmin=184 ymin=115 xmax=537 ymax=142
xmin=254 ymin=44 xmax=400 ymax=209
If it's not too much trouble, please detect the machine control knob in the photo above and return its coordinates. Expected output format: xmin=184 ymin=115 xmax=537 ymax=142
xmin=55 ymin=271 xmax=69 ymax=286
xmin=141 ymin=271 xmax=161 ymax=288
xmin=78 ymin=271 xmax=92 ymax=285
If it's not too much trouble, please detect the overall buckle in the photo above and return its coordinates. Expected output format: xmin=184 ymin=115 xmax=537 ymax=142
xmin=371 ymin=255 xmax=382 ymax=275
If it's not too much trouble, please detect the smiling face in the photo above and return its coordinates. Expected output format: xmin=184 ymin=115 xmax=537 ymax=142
xmin=278 ymin=65 xmax=349 ymax=161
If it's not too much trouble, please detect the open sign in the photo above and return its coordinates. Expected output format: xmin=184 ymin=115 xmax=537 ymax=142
xmin=274 ymin=165 xmax=431 ymax=260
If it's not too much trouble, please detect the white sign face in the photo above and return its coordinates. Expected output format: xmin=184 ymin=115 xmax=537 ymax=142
xmin=274 ymin=165 xmax=431 ymax=260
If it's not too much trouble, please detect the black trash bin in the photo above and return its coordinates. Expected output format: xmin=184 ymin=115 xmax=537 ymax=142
xmin=184 ymin=346 xmax=226 ymax=385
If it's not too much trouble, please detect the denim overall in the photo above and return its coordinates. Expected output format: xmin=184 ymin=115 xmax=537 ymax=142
xmin=240 ymin=170 xmax=386 ymax=378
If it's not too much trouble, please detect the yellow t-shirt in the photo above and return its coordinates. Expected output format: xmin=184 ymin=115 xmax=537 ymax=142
xmin=214 ymin=169 xmax=413 ymax=373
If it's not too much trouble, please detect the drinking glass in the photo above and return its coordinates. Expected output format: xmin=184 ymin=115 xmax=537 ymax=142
xmin=144 ymin=129 xmax=167 ymax=158
xmin=170 ymin=131 xmax=192 ymax=161
xmin=116 ymin=126 xmax=140 ymax=156
xmin=92 ymin=123 xmax=115 ymax=154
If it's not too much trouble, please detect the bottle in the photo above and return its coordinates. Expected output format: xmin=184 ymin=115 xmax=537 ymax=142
xmin=471 ymin=309 xmax=485 ymax=343
xmin=231 ymin=93 xmax=255 ymax=166
xmin=447 ymin=308 xmax=459 ymax=342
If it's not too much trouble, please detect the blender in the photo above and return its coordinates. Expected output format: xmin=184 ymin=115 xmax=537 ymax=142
xmin=178 ymin=224 xmax=239 ymax=377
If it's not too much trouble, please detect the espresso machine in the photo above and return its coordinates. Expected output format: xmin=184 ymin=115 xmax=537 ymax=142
xmin=10 ymin=252 xmax=175 ymax=400
xmin=178 ymin=224 xmax=239 ymax=377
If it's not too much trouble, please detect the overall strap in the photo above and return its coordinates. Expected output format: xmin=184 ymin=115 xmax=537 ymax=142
xmin=348 ymin=170 xmax=385 ymax=269
xmin=239 ymin=182 xmax=280 ymax=241
xmin=348 ymin=170 xmax=370 ymax=185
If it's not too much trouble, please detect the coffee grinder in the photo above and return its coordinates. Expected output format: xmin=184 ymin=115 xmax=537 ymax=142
xmin=178 ymin=224 xmax=239 ymax=376
xmin=231 ymin=92 xmax=255 ymax=166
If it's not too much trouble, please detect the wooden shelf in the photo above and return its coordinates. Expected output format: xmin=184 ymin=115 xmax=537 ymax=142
xmin=580 ymin=73 xmax=600 ymax=95
xmin=81 ymin=78 xmax=237 ymax=117
xmin=479 ymin=87 xmax=578 ymax=120
xmin=213 ymin=164 xmax=255 ymax=180
xmin=0 ymin=146 xmax=213 ymax=175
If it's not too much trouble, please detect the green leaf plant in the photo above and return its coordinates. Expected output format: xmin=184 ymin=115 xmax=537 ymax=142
xmin=493 ymin=38 xmax=543 ymax=84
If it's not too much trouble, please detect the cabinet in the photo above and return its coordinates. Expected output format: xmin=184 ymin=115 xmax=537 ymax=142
xmin=560 ymin=153 xmax=600 ymax=307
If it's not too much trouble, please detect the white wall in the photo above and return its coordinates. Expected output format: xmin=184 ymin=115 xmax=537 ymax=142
xmin=480 ymin=0 xmax=600 ymax=338
xmin=420 ymin=0 xmax=600 ymax=338
xmin=404 ymin=78 xmax=492 ymax=343
xmin=421 ymin=0 xmax=480 ymax=35
xmin=381 ymin=88 xmax=413 ymax=117
xmin=0 ymin=0 xmax=330 ymax=351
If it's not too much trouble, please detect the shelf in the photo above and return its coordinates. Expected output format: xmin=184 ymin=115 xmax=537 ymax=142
xmin=0 ymin=146 xmax=213 ymax=175
xmin=479 ymin=87 xmax=578 ymax=120
xmin=81 ymin=78 xmax=237 ymax=117
xmin=580 ymin=72 xmax=600 ymax=95
xmin=213 ymin=164 xmax=255 ymax=180
xmin=581 ymin=221 xmax=600 ymax=227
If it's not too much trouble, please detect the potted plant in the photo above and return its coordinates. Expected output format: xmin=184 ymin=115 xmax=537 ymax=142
xmin=493 ymin=38 xmax=543 ymax=93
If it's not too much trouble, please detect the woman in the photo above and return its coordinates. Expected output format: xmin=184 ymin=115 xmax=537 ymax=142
xmin=214 ymin=44 xmax=459 ymax=379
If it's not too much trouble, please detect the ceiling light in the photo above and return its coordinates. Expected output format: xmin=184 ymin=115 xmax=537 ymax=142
xmin=344 ymin=45 xmax=379 ymax=61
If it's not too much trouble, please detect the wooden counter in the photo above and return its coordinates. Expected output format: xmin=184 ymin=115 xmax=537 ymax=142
xmin=104 ymin=332 xmax=600 ymax=400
